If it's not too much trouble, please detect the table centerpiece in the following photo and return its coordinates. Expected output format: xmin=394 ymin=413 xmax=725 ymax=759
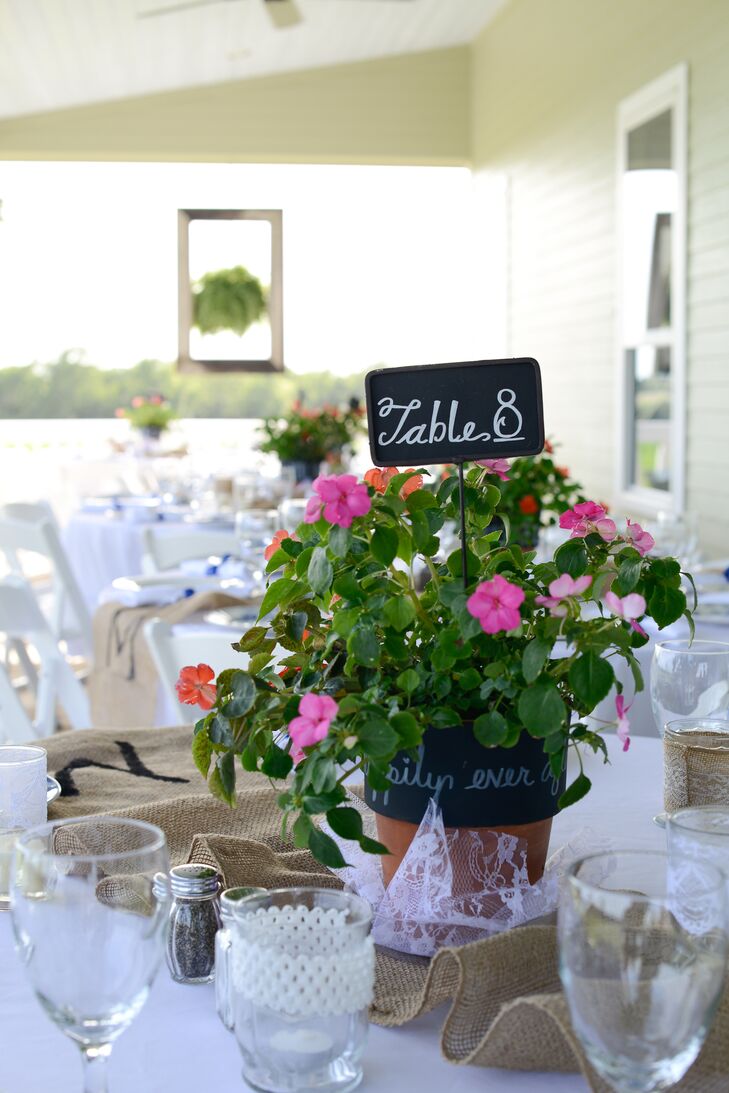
xmin=258 ymin=400 xmax=365 ymax=483
xmin=116 ymin=393 xmax=176 ymax=440
xmin=183 ymin=463 xmax=693 ymax=887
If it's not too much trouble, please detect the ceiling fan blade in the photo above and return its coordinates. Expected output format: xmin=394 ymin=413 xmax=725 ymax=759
xmin=264 ymin=0 xmax=303 ymax=28
xmin=138 ymin=0 xmax=233 ymax=18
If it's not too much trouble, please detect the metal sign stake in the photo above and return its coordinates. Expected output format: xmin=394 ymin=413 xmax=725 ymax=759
xmin=457 ymin=462 xmax=468 ymax=590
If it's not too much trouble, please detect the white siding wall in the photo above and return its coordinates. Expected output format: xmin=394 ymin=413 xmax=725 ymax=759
xmin=471 ymin=0 xmax=729 ymax=552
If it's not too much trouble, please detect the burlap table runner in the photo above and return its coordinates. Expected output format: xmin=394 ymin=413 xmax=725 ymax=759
xmin=88 ymin=591 xmax=251 ymax=729
xmin=41 ymin=726 xmax=729 ymax=1091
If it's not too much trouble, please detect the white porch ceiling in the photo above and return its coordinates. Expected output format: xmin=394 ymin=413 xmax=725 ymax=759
xmin=0 ymin=0 xmax=506 ymax=121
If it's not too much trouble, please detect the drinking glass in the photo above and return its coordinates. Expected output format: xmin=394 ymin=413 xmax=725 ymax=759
xmin=559 ymin=850 xmax=728 ymax=1093
xmin=10 ymin=816 xmax=170 ymax=1092
xmin=667 ymin=807 xmax=729 ymax=893
xmin=0 ymin=744 xmax=47 ymax=908
xmin=231 ymin=887 xmax=375 ymax=1093
xmin=651 ymin=640 xmax=729 ymax=736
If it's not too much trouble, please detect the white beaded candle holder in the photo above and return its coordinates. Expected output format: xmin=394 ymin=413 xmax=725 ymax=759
xmin=231 ymin=887 xmax=374 ymax=1093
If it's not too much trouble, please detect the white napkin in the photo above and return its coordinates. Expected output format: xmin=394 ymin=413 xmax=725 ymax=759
xmin=99 ymin=583 xmax=193 ymax=608
xmin=179 ymin=557 xmax=258 ymax=580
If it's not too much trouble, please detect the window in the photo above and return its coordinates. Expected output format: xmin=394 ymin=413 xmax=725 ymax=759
xmin=617 ymin=66 xmax=687 ymax=512
xmin=178 ymin=208 xmax=283 ymax=373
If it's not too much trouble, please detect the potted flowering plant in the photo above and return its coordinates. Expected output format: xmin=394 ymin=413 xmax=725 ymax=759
xmin=258 ymin=401 xmax=365 ymax=482
xmin=116 ymin=394 xmax=175 ymax=439
xmin=184 ymin=463 xmax=692 ymax=885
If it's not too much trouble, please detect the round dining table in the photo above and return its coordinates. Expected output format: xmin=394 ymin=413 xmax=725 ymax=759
xmin=0 ymin=734 xmax=664 ymax=1093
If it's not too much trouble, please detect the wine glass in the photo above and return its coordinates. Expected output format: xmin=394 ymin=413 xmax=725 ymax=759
xmin=10 ymin=817 xmax=170 ymax=1092
xmin=559 ymin=850 xmax=728 ymax=1093
xmin=651 ymin=640 xmax=729 ymax=736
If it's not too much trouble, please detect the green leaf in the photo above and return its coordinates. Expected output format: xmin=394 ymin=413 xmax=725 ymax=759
xmin=292 ymin=811 xmax=313 ymax=848
xmin=431 ymin=706 xmax=460 ymax=728
xmin=233 ymin=626 xmax=268 ymax=653
xmin=390 ymin=711 xmax=421 ymax=748
xmin=209 ymin=752 xmax=236 ymax=806
xmin=554 ymin=538 xmax=588 ymax=577
xmin=405 ymin=488 xmax=437 ymax=512
xmin=295 ymin=546 xmax=314 ymax=578
xmin=333 ymin=571 xmax=362 ymax=602
xmin=248 ymin=651 xmax=273 ymax=675
xmin=522 ymin=637 xmax=551 ymax=684
xmin=359 ymin=836 xmax=390 ymax=856
xmin=302 ymin=787 xmax=347 ymax=814
xmin=558 ymin=772 xmax=592 ymax=810
xmin=191 ymin=727 xmax=213 ymax=778
xmin=648 ymin=585 xmax=686 ymax=628
xmin=241 ymin=745 xmax=258 ymax=772
xmin=358 ymin=716 xmax=399 ymax=757
xmin=371 ymin=525 xmax=399 ymax=566
xmin=258 ymin=577 xmax=298 ymax=619
xmin=457 ymin=667 xmax=482 ymax=691
xmin=517 ymin=681 xmax=566 ymax=736
xmin=218 ymin=670 xmax=256 ymax=718
xmin=308 ymin=827 xmax=348 ymax=869
xmin=347 ymin=625 xmax=380 ymax=667
xmin=328 ymin=524 xmax=352 ymax=558
xmin=569 ymin=652 xmax=615 ymax=708
xmin=383 ymin=596 xmax=416 ymax=632
xmin=614 ymin=553 xmax=643 ymax=595
xmin=308 ymin=546 xmax=334 ymax=596
xmin=208 ymin=714 xmax=234 ymax=748
xmin=397 ymin=668 xmax=420 ymax=695
xmin=325 ymin=806 xmax=363 ymax=841
xmin=473 ymin=710 xmax=508 ymax=747
xmin=261 ymin=745 xmax=294 ymax=779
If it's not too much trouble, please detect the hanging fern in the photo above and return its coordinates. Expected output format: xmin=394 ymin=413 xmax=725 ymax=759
xmin=192 ymin=266 xmax=267 ymax=337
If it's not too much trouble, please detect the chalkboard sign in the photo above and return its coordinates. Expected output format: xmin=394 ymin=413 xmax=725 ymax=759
xmin=365 ymin=358 xmax=544 ymax=467
xmin=364 ymin=724 xmax=565 ymax=827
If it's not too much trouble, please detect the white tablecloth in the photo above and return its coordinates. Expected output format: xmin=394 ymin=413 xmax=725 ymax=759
xmin=63 ymin=512 xmax=234 ymax=612
xmin=0 ymin=735 xmax=664 ymax=1093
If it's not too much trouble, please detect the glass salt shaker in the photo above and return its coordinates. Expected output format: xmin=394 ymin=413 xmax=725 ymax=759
xmin=165 ymin=863 xmax=222 ymax=984
xmin=215 ymin=886 xmax=266 ymax=1029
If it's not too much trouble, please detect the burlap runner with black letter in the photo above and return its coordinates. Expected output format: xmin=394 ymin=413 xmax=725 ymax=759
xmin=41 ymin=726 xmax=729 ymax=1092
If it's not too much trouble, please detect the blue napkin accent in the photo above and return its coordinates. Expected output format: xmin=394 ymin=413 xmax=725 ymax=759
xmin=205 ymin=553 xmax=232 ymax=576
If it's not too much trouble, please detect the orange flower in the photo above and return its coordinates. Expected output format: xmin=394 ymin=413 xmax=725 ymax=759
xmin=544 ymin=439 xmax=554 ymax=454
xmin=400 ymin=470 xmax=424 ymax=499
xmin=519 ymin=494 xmax=539 ymax=515
xmin=364 ymin=467 xmax=398 ymax=493
xmin=555 ymin=465 xmax=570 ymax=478
xmin=264 ymin=529 xmax=295 ymax=561
xmin=175 ymin=664 xmax=217 ymax=710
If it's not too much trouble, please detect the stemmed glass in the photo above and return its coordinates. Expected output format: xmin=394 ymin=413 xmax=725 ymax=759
xmin=10 ymin=817 xmax=170 ymax=1093
xmin=559 ymin=850 xmax=728 ymax=1092
xmin=651 ymin=640 xmax=729 ymax=736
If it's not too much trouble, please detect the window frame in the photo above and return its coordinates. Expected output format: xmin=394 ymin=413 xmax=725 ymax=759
xmin=177 ymin=208 xmax=284 ymax=374
xmin=615 ymin=64 xmax=687 ymax=514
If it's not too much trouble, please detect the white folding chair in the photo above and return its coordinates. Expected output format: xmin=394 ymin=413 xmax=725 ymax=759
xmin=141 ymin=527 xmax=239 ymax=574
xmin=0 ymin=515 xmax=93 ymax=660
xmin=0 ymin=576 xmax=92 ymax=740
xmin=144 ymin=618 xmax=250 ymax=725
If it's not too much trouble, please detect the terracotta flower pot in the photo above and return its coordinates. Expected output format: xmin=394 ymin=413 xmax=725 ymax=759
xmin=375 ymin=812 xmax=554 ymax=888
xmin=364 ymin=723 xmax=565 ymax=890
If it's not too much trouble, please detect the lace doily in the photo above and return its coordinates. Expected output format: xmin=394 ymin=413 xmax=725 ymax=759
xmin=327 ymin=797 xmax=607 ymax=957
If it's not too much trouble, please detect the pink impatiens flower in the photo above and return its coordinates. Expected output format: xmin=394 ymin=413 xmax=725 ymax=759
xmin=288 ymin=693 xmax=339 ymax=763
xmin=535 ymin=573 xmax=593 ymax=617
xmin=476 ymin=458 xmax=511 ymax=482
xmin=559 ymin=501 xmax=617 ymax=542
xmin=624 ymin=518 xmax=655 ymax=557
xmin=304 ymin=474 xmax=371 ymax=529
xmin=615 ymin=694 xmax=631 ymax=752
xmin=467 ymin=574 xmax=525 ymax=635
xmin=604 ymin=590 xmax=648 ymax=637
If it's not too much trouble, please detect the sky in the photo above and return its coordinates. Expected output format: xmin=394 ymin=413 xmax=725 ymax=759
xmin=0 ymin=162 xmax=507 ymax=376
